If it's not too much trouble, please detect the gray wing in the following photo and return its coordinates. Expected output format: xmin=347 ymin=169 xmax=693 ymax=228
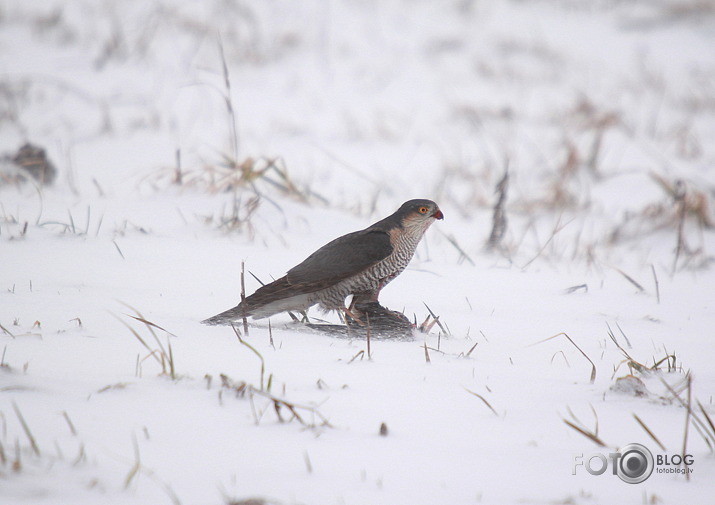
xmin=286 ymin=229 xmax=392 ymax=286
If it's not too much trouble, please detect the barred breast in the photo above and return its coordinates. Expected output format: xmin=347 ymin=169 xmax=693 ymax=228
xmin=315 ymin=220 xmax=431 ymax=311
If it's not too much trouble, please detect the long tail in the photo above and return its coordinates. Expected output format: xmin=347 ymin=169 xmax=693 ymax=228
xmin=202 ymin=276 xmax=309 ymax=325
xmin=201 ymin=301 xmax=253 ymax=326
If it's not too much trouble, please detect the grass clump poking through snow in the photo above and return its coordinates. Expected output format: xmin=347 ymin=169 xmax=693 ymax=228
xmin=114 ymin=304 xmax=178 ymax=380
xmin=218 ymin=374 xmax=331 ymax=430
xmin=532 ymin=332 xmax=597 ymax=384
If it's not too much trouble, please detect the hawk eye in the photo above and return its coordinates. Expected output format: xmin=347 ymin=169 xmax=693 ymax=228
xmin=418 ymin=206 xmax=428 ymax=214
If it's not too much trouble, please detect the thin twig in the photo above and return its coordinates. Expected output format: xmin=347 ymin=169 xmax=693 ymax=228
xmin=486 ymin=166 xmax=509 ymax=251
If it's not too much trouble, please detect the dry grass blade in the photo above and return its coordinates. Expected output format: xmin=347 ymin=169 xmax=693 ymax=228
xmin=615 ymin=268 xmax=644 ymax=292
xmin=563 ymin=419 xmax=607 ymax=447
xmin=303 ymin=451 xmax=313 ymax=474
xmin=697 ymin=400 xmax=715 ymax=436
xmin=232 ymin=324 xmax=265 ymax=390
xmin=439 ymin=230 xmax=475 ymax=265
xmin=521 ymin=215 xmax=573 ymax=269
xmin=464 ymin=388 xmax=499 ymax=416
xmin=113 ymin=307 xmax=177 ymax=378
xmin=672 ymin=180 xmax=688 ymax=274
xmin=166 ymin=337 xmax=175 ymax=380
xmin=248 ymin=270 xmax=266 ymax=286
xmin=124 ymin=435 xmax=141 ymax=489
xmin=605 ymin=324 xmax=649 ymax=375
xmin=633 ymin=414 xmax=666 ymax=451
xmin=658 ymin=375 xmax=715 ymax=450
xmin=551 ymin=350 xmax=570 ymax=367
xmin=120 ymin=303 xmax=169 ymax=353
xmin=112 ymin=240 xmax=125 ymax=259
xmin=126 ymin=315 xmax=178 ymax=339
xmin=565 ymin=404 xmax=600 ymax=437
xmin=614 ymin=321 xmax=632 ymax=349
xmin=268 ymin=320 xmax=274 ymax=350
xmin=348 ymin=350 xmax=365 ymax=363
xmin=240 ymin=261 xmax=248 ymax=336
xmin=12 ymin=402 xmax=40 ymax=456
xmin=465 ymin=341 xmax=478 ymax=357
xmin=122 ymin=434 xmax=182 ymax=505
xmin=531 ymin=332 xmax=596 ymax=383
xmin=62 ymin=411 xmax=78 ymax=436
xmin=652 ymin=352 xmax=677 ymax=372
xmin=564 ymin=284 xmax=588 ymax=294
xmin=263 ymin=158 xmax=309 ymax=202
xmin=605 ymin=323 xmax=627 ymax=355
xmin=423 ymin=341 xmax=431 ymax=363
xmin=174 ymin=148 xmax=182 ymax=185
xmin=418 ymin=314 xmax=438 ymax=333
xmin=365 ymin=313 xmax=372 ymax=360
xmin=247 ymin=385 xmax=332 ymax=428
xmin=697 ymin=401 xmax=715 ymax=451
xmin=0 ymin=322 xmax=15 ymax=338
xmin=422 ymin=302 xmax=449 ymax=335
xmin=218 ymin=35 xmax=239 ymax=162
xmin=111 ymin=313 xmax=164 ymax=368
xmin=682 ymin=374 xmax=692 ymax=481
xmin=651 ymin=264 xmax=660 ymax=304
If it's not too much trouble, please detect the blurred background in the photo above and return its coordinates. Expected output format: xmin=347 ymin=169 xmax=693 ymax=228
xmin=1 ymin=0 xmax=714 ymax=267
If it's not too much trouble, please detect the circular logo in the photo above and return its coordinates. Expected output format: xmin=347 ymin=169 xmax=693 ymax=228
xmin=617 ymin=443 xmax=654 ymax=484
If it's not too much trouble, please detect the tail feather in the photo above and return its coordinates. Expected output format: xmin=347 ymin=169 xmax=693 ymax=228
xmin=202 ymin=276 xmax=313 ymax=325
xmin=201 ymin=302 xmax=252 ymax=326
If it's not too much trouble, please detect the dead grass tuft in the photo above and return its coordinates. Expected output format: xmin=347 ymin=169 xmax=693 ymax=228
xmin=114 ymin=304 xmax=178 ymax=380
xmin=532 ymin=332 xmax=596 ymax=384
xmin=563 ymin=404 xmax=607 ymax=447
xmin=150 ymin=155 xmax=308 ymax=199
xmin=220 ymin=374 xmax=331 ymax=429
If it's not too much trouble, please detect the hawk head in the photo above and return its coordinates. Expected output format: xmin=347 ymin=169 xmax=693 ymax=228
xmin=396 ymin=199 xmax=444 ymax=226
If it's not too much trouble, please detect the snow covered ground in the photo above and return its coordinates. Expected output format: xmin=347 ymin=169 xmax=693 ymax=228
xmin=1 ymin=0 xmax=714 ymax=504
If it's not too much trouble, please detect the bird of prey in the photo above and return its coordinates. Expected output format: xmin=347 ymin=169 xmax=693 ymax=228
xmin=202 ymin=199 xmax=443 ymax=326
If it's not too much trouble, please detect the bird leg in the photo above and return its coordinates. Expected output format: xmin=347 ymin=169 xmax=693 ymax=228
xmin=345 ymin=288 xmax=382 ymax=327
xmin=341 ymin=306 xmax=366 ymax=326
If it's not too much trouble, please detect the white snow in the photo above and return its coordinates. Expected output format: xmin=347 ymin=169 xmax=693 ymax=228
xmin=1 ymin=1 xmax=714 ymax=504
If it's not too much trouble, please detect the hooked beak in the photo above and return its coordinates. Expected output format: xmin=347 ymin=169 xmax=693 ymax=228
xmin=432 ymin=209 xmax=444 ymax=220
